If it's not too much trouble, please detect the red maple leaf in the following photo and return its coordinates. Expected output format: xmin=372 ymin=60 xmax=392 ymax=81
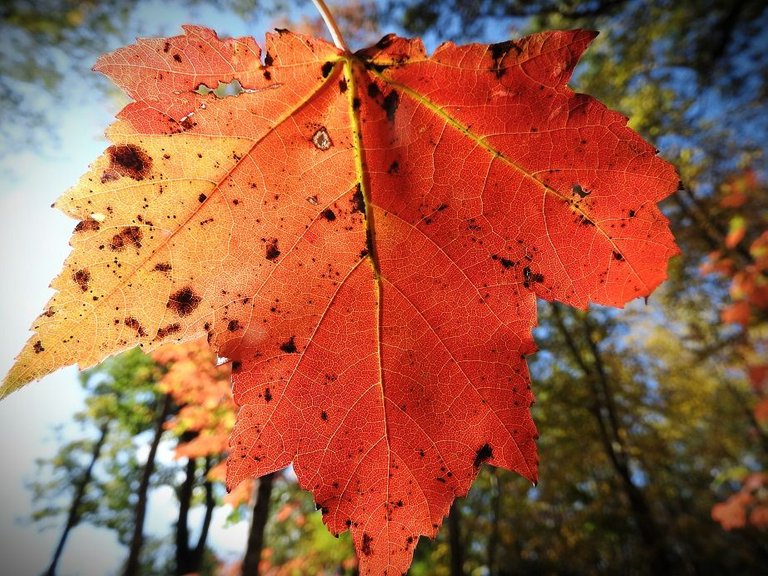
xmin=3 ymin=25 xmax=678 ymax=573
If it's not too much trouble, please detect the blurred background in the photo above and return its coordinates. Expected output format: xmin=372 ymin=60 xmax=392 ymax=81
xmin=0 ymin=0 xmax=766 ymax=574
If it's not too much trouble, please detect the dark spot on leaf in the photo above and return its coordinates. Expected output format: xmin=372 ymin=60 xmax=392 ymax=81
xmin=489 ymin=40 xmax=521 ymax=77
xmin=232 ymin=360 xmax=242 ymax=373
xmin=163 ymin=42 xmax=171 ymax=53
xmin=33 ymin=340 xmax=44 ymax=354
xmin=381 ymin=90 xmax=399 ymax=122
xmin=264 ymin=387 xmax=272 ymax=402
xmin=198 ymin=193 xmax=207 ymax=203
xmin=109 ymin=226 xmax=142 ymax=251
xmin=321 ymin=410 xmax=328 ymax=421
xmin=613 ymin=250 xmax=625 ymax=261
xmin=572 ymin=184 xmax=590 ymax=198
xmin=124 ymin=316 xmax=147 ymax=337
xmin=388 ymin=160 xmax=399 ymax=174
xmin=108 ymin=144 xmax=152 ymax=180
xmin=321 ymin=208 xmax=336 ymax=221
xmin=352 ymin=97 xmax=361 ymax=110
xmin=152 ymin=262 xmax=172 ymax=272
xmin=492 ymin=254 xmax=515 ymax=269
xmin=280 ymin=336 xmax=297 ymax=353
xmin=264 ymin=52 xmax=273 ymax=66
xmin=180 ymin=117 xmax=196 ymax=131
xmin=359 ymin=248 xmax=369 ymax=259
xmin=173 ymin=53 xmax=182 ymax=63
xmin=321 ymin=61 xmax=334 ymax=77
xmin=156 ymin=323 xmax=181 ymax=339
xmin=367 ymin=82 xmax=381 ymax=98
xmin=75 ymin=220 xmax=100 ymax=232
xmin=265 ymin=238 xmax=281 ymax=261
xmin=73 ymin=269 xmax=90 ymax=292
xmin=376 ymin=34 xmax=394 ymax=49
xmin=167 ymin=287 xmax=201 ymax=317
xmin=361 ymin=533 xmax=373 ymax=556
xmin=338 ymin=78 xmax=347 ymax=93
xmin=474 ymin=443 xmax=493 ymax=467
xmin=263 ymin=70 xmax=271 ymax=80
xmin=351 ymin=184 xmax=365 ymax=214
xmin=228 ymin=319 xmax=241 ymax=331
xmin=628 ymin=209 xmax=636 ymax=217
xmin=523 ymin=267 xmax=544 ymax=288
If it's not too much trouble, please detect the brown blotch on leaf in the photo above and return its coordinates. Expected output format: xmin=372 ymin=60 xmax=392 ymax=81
xmin=312 ymin=127 xmax=332 ymax=151
xmin=167 ymin=287 xmax=201 ymax=317
xmin=321 ymin=208 xmax=336 ymax=221
xmin=75 ymin=220 xmax=100 ymax=233
xmin=522 ymin=266 xmax=545 ymax=289
xmin=264 ymin=387 xmax=273 ymax=402
xmin=367 ymin=82 xmax=381 ymax=98
xmin=173 ymin=53 xmax=182 ymax=63
xmin=33 ymin=340 xmax=45 ymax=354
xmin=613 ymin=250 xmax=625 ymax=261
xmin=73 ymin=269 xmax=91 ymax=292
xmin=152 ymin=262 xmax=172 ymax=272
xmin=492 ymin=254 xmax=515 ymax=269
xmin=124 ymin=316 xmax=147 ymax=337
xmin=321 ymin=410 xmax=328 ymax=421
xmin=180 ymin=117 xmax=196 ymax=131
xmin=388 ymin=160 xmax=399 ymax=174
xmin=361 ymin=533 xmax=373 ymax=556
xmin=351 ymin=184 xmax=365 ymax=215
xmin=280 ymin=336 xmax=297 ymax=353
xmin=321 ymin=61 xmax=334 ymax=78
xmin=474 ymin=443 xmax=493 ymax=468
xmin=232 ymin=360 xmax=242 ymax=373
xmin=109 ymin=226 xmax=143 ymax=251
xmin=338 ymin=78 xmax=348 ymax=93
xmin=107 ymin=144 xmax=152 ymax=180
xmin=572 ymin=184 xmax=590 ymax=198
xmin=489 ymin=40 xmax=522 ymax=78
xmin=198 ymin=193 xmax=207 ymax=203
xmin=156 ymin=323 xmax=181 ymax=339
xmin=265 ymin=238 xmax=281 ymax=261
xmin=381 ymin=90 xmax=399 ymax=122
xmin=227 ymin=319 xmax=241 ymax=332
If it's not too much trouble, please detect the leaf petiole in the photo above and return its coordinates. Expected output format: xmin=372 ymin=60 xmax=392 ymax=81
xmin=311 ymin=0 xmax=349 ymax=52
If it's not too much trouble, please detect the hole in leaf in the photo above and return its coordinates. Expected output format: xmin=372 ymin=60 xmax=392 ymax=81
xmin=195 ymin=79 xmax=246 ymax=98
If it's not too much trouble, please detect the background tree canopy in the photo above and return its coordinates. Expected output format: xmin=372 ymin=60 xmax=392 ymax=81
xmin=0 ymin=0 xmax=766 ymax=574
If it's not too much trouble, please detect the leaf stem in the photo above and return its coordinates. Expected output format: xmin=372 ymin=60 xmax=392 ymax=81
xmin=311 ymin=0 xmax=349 ymax=52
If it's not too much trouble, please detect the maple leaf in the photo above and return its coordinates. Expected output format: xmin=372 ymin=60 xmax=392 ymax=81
xmin=2 ymin=25 xmax=679 ymax=574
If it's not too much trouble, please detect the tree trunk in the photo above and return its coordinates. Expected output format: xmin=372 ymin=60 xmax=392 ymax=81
xmin=122 ymin=394 xmax=172 ymax=576
xmin=486 ymin=469 xmax=502 ymax=576
xmin=43 ymin=421 xmax=110 ymax=576
xmin=176 ymin=454 xmax=217 ymax=576
xmin=240 ymin=472 xmax=276 ymax=576
xmin=448 ymin=500 xmax=465 ymax=576
xmin=195 ymin=456 xmax=216 ymax=561
xmin=175 ymin=456 xmax=197 ymax=576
